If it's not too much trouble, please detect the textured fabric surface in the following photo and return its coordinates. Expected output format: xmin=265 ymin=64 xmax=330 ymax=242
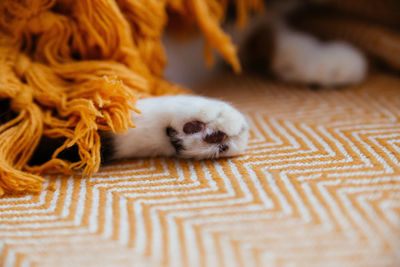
xmin=1 ymin=73 xmax=400 ymax=266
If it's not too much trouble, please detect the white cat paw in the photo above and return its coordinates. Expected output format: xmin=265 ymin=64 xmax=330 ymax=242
xmin=164 ymin=96 xmax=249 ymax=159
xmin=112 ymin=96 xmax=249 ymax=160
xmin=272 ymin=29 xmax=368 ymax=87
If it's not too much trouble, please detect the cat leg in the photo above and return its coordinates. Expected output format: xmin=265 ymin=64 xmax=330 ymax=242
xmin=110 ymin=95 xmax=249 ymax=160
xmin=271 ymin=25 xmax=368 ymax=87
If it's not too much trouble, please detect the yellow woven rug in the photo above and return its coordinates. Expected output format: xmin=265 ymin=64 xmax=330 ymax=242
xmin=1 ymin=73 xmax=400 ymax=267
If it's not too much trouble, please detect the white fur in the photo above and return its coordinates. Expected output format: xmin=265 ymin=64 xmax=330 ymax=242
xmin=272 ymin=25 xmax=368 ymax=87
xmin=112 ymin=95 xmax=249 ymax=160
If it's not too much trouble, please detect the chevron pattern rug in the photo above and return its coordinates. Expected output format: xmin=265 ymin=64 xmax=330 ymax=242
xmin=1 ymin=73 xmax=400 ymax=267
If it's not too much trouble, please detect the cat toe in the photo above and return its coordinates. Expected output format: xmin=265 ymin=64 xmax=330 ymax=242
xmin=166 ymin=126 xmax=184 ymax=153
xmin=203 ymin=131 xmax=227 ymax=144
xmin=183 ymin=121 xmax=205 ymax=134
